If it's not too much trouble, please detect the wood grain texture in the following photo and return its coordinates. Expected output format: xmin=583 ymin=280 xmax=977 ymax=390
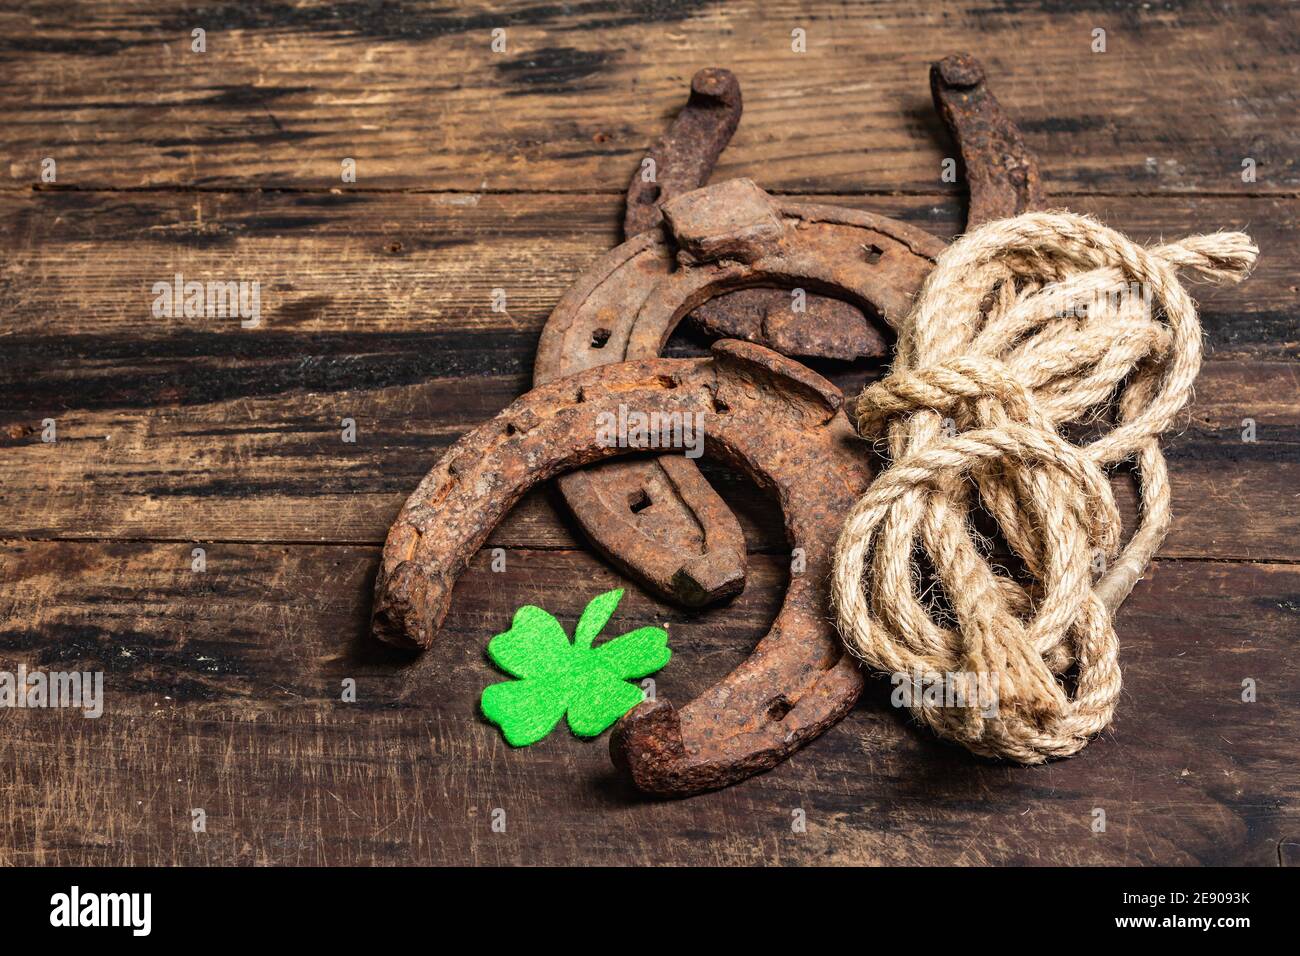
xmin=1 ymin=543 xmax=1296 ymax=865
xmin=1 ymin=0 xmax=1297 ymax=867
xmin=1 ymin=191 xmax=1295 ymax=557
xmin=0 ymin=190 xmax=1295 ymax=350
xmin=1 ymin=359 xmax=1297 ymax=561
xmin=1 ymin=1 xmax=1296 ymax=194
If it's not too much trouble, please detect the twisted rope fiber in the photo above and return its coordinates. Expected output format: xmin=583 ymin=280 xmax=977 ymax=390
xmin=831 ymin=211 xmax=1257 ymax=762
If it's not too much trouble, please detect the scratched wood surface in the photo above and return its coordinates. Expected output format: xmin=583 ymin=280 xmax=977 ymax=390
xmin=1 ymin=0 xmax=1297 ymax=866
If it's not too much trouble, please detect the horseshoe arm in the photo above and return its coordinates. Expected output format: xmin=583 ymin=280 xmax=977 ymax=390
xmin=374 ymin=354 xmax=713 ymax=649
xmin=931 ymin=52 xmax=1045 ymax=228
xmin=373 ymin=341 xmax=871 ymax=795
xmin=558 ymin=457 xmax=746 ymax=606
xmin=624 ymin=67 xmax=742 ymax=237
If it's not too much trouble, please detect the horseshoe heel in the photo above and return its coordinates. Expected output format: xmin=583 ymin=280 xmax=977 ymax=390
xmin=930 ymin=52 xmax=1044 ymax=227
xmin=374 ymin=340 xmax=873 ymax=795
xmin=624 ymin=67 xmax=742 ymax=236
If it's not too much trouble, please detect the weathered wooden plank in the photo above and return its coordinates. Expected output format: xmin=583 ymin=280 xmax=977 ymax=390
xmin=1 ymin=189 xmax=1293 ymax=557
xmin=1 ymin=191 xmax=1292 ymax=354
xmin=3 ymin=0 xmax=1293 ymax=874
xmin=0 ymin=541 xmax=1295 ymax=865
xmin=1 ymin=358 xmax=1295 ymax=561
xmin=1 ymin=1 xmax=1296 ymax=194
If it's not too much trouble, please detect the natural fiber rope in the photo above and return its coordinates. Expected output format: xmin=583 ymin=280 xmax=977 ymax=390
xmin=831 ymin=211 xmax=1257 ymax=763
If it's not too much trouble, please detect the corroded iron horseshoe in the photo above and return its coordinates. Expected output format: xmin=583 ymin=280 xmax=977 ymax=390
xmin=535 ymin=179 xmax=945 ymax=605
xmin=535 ymin=54 xmax=1042 ymax=608
xmin=624 ymin=67 xmax=884 ymax=362
xmin=373 ymin=340 xmax=873 ymax=795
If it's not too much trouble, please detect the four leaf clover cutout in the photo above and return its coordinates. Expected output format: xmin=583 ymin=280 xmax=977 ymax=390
xmin=480 ymin=589 xmax=671 ymax=746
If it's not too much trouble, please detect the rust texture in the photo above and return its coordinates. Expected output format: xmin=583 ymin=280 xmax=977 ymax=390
xmin=623 ymin=68 xmax=887 ymax=363
xmin=688 ymin=53 xmax=1045 ymax=353
xmin=533 ymin=232 xmax=749 ymax=606
xmin=373 ymin=341 xmax=873 ymax=795
xmin=623 ymin=67 xmax=742 ymax=236
xmin=377 ymin=56 xmax=1047 ymax=792
xmin=930 ymin=52 xmax=1045 ymax=226
xmin=691 ymin=290 xmax=885 ymax=361
xmin=535 ymin=178 xmax=943 ymax=606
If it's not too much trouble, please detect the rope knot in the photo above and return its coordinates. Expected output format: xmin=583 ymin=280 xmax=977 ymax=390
xmin=854 ymin=356 xmax=1035 ymax=438
xmin=832 ymin=211 xmax=1257 ymax=763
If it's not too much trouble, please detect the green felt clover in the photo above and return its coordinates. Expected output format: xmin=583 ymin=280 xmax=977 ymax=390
xmin=480 ymin=588 xmax=670 ymax=746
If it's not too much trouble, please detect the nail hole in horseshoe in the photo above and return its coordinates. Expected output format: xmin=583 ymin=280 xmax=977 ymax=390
xmin=637 ymin=184 xmax=661 ymax=205
xmin=766 ymin=696 xmax=793 ymax=721
xmin=590 ymin=327 xmax=612 ymax=350
xmin=863 ymin=243 xmax=884 ymax=264
xmin=628 ymin=489 xmax=652 ymax=514
xmin=712 ymin=395 xmax=730 ymax=414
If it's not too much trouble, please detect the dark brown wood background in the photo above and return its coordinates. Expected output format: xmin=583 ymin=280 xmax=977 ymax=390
xmin=1 ymin=0 xmax=1296 ymax=866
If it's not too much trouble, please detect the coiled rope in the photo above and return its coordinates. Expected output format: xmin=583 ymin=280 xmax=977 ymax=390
xmin=831 ymin=211 xmax=1257 ymax=762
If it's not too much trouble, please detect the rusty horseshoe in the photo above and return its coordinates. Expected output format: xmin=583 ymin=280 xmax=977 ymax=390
xmin=534 ymin=181 xmax=944 ymax=605
xmin=533 ymin=54 xmax=1043 ymax=608
xmin=373 ymin=341 xmax=873 ymax=795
